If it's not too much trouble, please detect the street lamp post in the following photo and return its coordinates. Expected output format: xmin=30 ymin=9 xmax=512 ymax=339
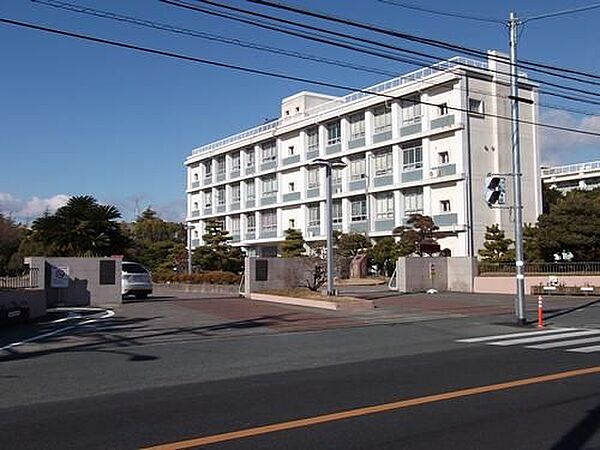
xmin=308 ymin=158 xmax=347 ymax=296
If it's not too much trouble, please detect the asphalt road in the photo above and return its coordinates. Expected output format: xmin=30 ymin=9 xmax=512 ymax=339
xmin=3 ymin=300 xmax=600 ymax=450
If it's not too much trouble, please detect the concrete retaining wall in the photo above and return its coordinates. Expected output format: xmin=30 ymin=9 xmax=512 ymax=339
xmin=475 ymin=275 xmax=600 ymax=294
xmin=25 ymin=257 xmax=122 ymax=307
xmin=155 ymin=283 xmax=239 ymax=295
xmin=0 ymin=288 xmax=46 ymax=320
xmin=245 ymin=257 xmax=320 ymax=295
xmin=395 ymin=257 xmax=476 ymax=293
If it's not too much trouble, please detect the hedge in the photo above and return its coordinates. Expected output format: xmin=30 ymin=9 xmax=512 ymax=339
xmin=153 ymin=270 xmax=241 ymax=285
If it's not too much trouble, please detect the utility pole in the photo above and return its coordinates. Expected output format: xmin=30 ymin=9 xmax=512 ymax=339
xmin=508 ymin=11 xmax=526 ymax=325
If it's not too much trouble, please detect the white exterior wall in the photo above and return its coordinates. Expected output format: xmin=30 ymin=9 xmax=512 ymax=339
xmin=185 ymin=54 xmax=541 ymax=257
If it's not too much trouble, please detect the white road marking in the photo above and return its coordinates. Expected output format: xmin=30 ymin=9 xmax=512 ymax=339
xmin=528 ymin=335 xmax=600 ymax=349
xmin=0 ymin=309 xmax=115 ymax=352
xmin=490 ymin=330 xmax=600 ymax=346
xmin=457 ymin=328 xmax=574 ymax=343
xmin=568 ymin=345 xmax=600 ymax=353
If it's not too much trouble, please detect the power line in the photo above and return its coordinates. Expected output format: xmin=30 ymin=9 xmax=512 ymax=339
xmin=32 ymin=0 xmax=396 ymax=77
xmin=2 ymin=17 xmax=599 ymax=140
xmin=163 ymin=0 xmax=600 ymax=108
xmin=375 ymin=0 xmax=504 ymax=24
xmin=39 ymin=0 xmax=598 ymax=115
xmin=523 ymin=2 xmax=600 ymax=23
xmin=247 ymin=0 xmax=600 ymax=85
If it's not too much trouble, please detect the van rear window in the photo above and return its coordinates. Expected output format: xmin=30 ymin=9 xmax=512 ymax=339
xmin=122 ymin=263 xmax=148 ymax=274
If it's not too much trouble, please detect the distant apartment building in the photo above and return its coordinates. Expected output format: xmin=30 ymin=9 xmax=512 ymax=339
xmin=185 ymin=51 xmax=541 ymax=258
xmin=541 ymin=160 xmax=600 ymax=193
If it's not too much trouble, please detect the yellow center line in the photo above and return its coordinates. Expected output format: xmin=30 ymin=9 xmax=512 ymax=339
xmin=141 ymin=365 xmax=600 ymax=450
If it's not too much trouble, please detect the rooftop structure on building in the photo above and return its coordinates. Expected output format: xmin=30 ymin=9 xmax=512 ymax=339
xmin=541 ymin=160 xmax=600 ymax=192
xmin=185 ymin=51 xmax=542 ymax=258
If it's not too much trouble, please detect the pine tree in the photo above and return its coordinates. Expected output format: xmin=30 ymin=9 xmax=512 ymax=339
xmin=192 ymin=218 xmax=243 ymax=273
xmin=478 ymin=224 xmax=515 ymax=263
xmin=281 ymin=228 xmax=305 ymax=257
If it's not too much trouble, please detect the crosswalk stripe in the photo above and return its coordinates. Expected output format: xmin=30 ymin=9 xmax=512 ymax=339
xmin=457 ymin=328 xmax=574 ymax=343
xmin=490 ymin=330 xmax=600 ymax=346
xmin=567 ymin=345 xmax=600 ymax=353
xmin=528 ymin=335 xmax=600 ymax=349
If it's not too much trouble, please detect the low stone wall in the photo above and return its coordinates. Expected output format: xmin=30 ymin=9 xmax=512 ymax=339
xmin=474 ymin=275 xmax=600 ymax=294
xmin=0 ymin=289 xmax=46 ymax=320
xmin=245 ymin=257 xmax=319 ymax=295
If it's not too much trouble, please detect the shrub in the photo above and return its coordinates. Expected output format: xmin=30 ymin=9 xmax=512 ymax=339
xmin=152 ymin=270 xmax=241 ymax=285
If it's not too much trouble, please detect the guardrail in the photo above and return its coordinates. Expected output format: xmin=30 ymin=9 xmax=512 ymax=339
xmin=0 ymin=267 xmax=40 ymax=289
xmin=478 ymin=262 xmax=600 ymax=276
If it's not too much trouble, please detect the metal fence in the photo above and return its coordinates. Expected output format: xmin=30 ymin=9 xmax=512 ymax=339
xmin=0 ymin=267 xmax=40 ymax=289
xmin=478 ymin=262 xmax=600 ymax=276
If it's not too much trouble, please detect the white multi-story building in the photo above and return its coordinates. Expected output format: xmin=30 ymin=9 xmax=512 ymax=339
xmin=541 ymin=160 xmax=600 ymax=193
xmin=185 ymin=51 xmax=542 ymax=258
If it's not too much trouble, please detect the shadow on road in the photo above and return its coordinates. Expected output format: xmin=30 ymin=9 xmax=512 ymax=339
xmin=0 ymin=313 xmax=301 ymax=363
xmin=551 ymin=400 xmax=600 ymax=449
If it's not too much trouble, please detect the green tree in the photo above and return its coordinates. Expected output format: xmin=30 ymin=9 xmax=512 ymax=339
xmin=281 ymin=228 xmax=305 ymax=257
xmin=392 ymin=214 xmax=439 ymax=256
xmin=537 ymin=189 xmax=600 ymax=261
xmin=30 ymin=195 xmax=130 ymax=256
xmin=368 ymin=237 xmax=399 ymax=276
xmin=523 ymin=223 xmax=544 ymax=263
xmin=0 ymin=214 xmax=24 ymax=270
xmin=128 ymin=208 xmax=186 ymax=271
xmin=542 ymin=184 xmax=563 ymax=214
xmin=337 ymin=233 xmax=371 ymax=257
xmin=478 ymin=224 xmax=515 ymax=262
xmin=192 ymin=218 xmax=244 ymax=273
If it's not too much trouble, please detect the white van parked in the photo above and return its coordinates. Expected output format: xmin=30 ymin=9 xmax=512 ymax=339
xmin=121 ymin=262 xmax=153 ymax=299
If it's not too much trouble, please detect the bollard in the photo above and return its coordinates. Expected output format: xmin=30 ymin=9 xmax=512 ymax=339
xmin=537 ymin=296 xmax=543 ymax=328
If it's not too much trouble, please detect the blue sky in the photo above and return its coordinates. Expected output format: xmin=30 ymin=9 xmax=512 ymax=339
xmin=1 ymin=0 xmax=599 ymax=222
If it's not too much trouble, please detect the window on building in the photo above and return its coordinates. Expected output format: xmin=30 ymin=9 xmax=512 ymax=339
xmin=351 ymin=197 xmax=367 ymax=222
xmin=204 ymin=160 xmax=212 ymax=177
xmin=203 ymin=191 xmax=212 ymax=208
xmin=332 ymin=201 xmax=343 ymax=224
xmin=402 ymin=142 xmax=423 ymax=171
xmin=307 ymin=167 xmax=320 ymax=189
xmin=262 ymin=175 xmax=278 ymax=197
xmin=469 ymin=98 xmax=484 ymax=115
xmin=333 ymin=167 xmax=343 ymax=193
xmin=438 ymin=103 xmax=449 ymax=116
xmin=350 ymin=157 xmax=366 ymax=181
xmin=404 ymin=188 xmax=423 ymax=215
xmin=288 ymin=182 xmax=295 ymax=192
xmin=193 ymin=201 xmax=199 ymax=211
xmin=261 ymin=210 xmax=277 ymax=232
xmin=247 ymin=214 xmax=256 ymax=232
xmin=231 ymin=216 xmax=240 ymax=234
xmin=373 ymin=104 xmax=392 ymax=133
xmin=246 ymin=180 xmax=255 ymax=199
xmin=308 ymin=204 xmax=320 ymax=227
xmin=231 ymin=184 xmax=241 ymax=202
xmin=216 ymin=156 xmax=226 ymax=174
xmin=216 ymin=187 xmax=225 ymax=205
xmin=288 ymin=218 xmax=296 ymax=229
xmin=349 ymin=113 xmax=365 ymax=140
xmin=326 ymin=121 xmax=341 ymax=145
xmin=307 ymin=128 xmax=319 ymax=151
xmin=193 ymin=173 xmax=199 ymax=182
xmin=374 ymin=150 xmax=393 ymax=176
xmin=288 ymin=145 xmax=295 ymax=156
xmin=401 ymin=96 xmax=421 ymax=124
xmin=261 ymin=141 xmax=277 ymax=163
xmin=440 ymin=200 xmax=451 ymax=212
xmin=246 ymin=148 xmax=255 ymax=167
xmin=231 ymin=153 xmax=241 ymax=171
xmin=439 ymin=151 xmax=450 ymax=165
xmin=376 ymin=192 xmax=395 ymax=219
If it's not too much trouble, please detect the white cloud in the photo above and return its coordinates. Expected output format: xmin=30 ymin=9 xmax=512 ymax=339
xmin=540 ymin=109 xmax=600 ymax=165
xmin=0 ymin=193 xmax=70 ymax=222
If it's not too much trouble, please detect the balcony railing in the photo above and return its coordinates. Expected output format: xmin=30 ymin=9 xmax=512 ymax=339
xmin=191 ymin=56 xmax=487 ymax=156
xmin=541 ymin=160 xmax=600 ymax=177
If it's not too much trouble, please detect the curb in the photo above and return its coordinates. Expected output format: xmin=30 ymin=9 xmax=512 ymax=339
xmin=249 ymin=293 xmax=374 ymax=311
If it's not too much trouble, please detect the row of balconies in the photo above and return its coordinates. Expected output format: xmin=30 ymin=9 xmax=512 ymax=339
xmin=191 ymin=163 xmax=458 ymax=218
xmin=189 ymin=114 xmax=457 ymax=190
xmin=190 ymin=211 xmax=459 ymax=247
